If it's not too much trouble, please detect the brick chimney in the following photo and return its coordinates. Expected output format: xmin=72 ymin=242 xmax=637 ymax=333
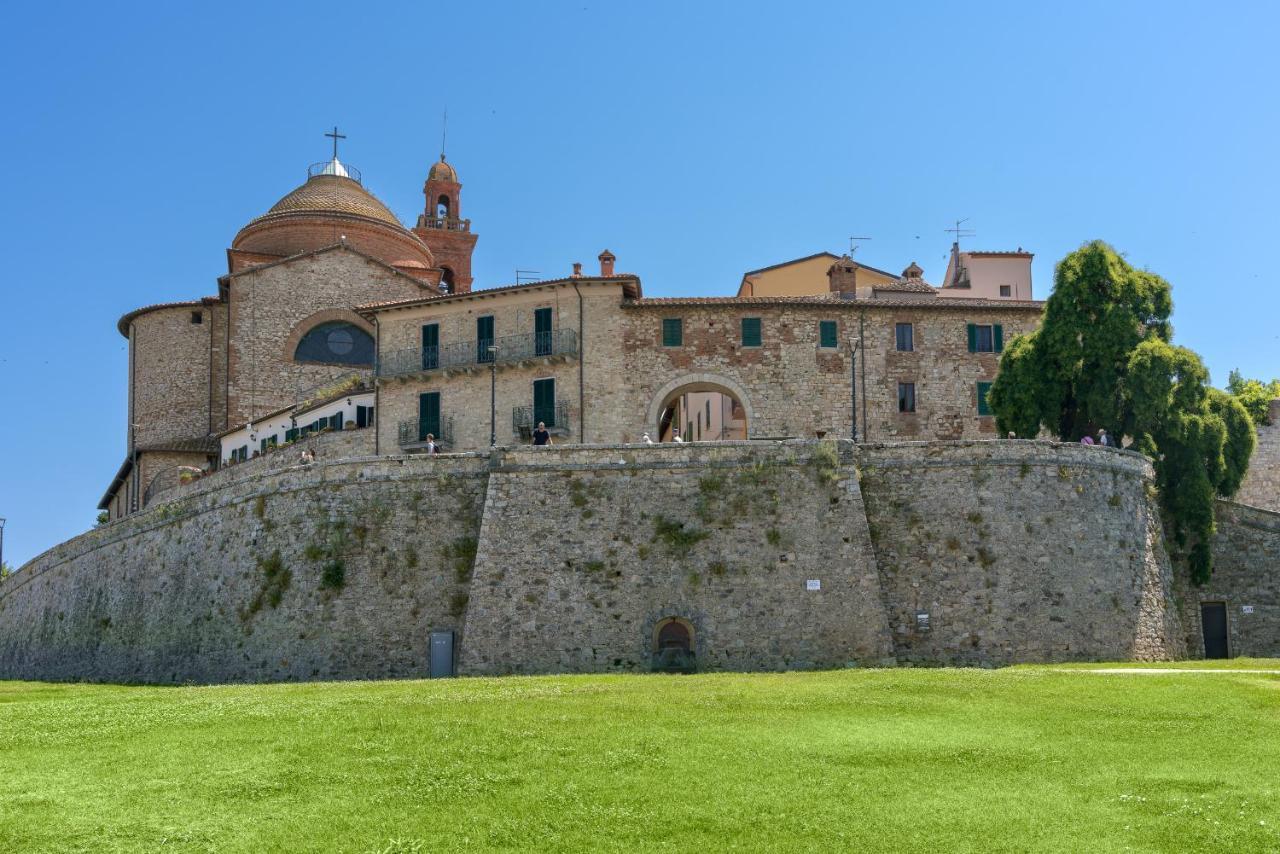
xmin=572 ymin=262 xmax=583 ymax=277
xmin=827 ymin=255 xmax=858 ymax=298
xmin=902 ymin=261 xmax=924 ymax=281
xmin=598 ymin=249 xmax=616 ymax=277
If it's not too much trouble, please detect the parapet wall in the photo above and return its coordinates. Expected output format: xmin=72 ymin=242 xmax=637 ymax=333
xmin=0 ymin=440 xmax=1193 ymax=683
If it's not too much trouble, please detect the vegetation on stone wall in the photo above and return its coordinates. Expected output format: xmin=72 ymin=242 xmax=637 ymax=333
xmin=0 ymin=562 xmax=11 ymax=583
xmin=1227 ymin=369 xmax=1280 ymax=426
xmin=243 ymin=550 xmax=291 ymax=617
xmin=988 ymin=241 xmax=1256 ymax=583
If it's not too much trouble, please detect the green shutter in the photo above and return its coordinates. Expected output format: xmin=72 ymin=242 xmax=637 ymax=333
xmin=967 ymin=323 xmax=977 ymax=353
xmin=741 ymin=317 xmax=762 ymax=347
xmin=994 ymin=324 xmax=1004 ymax=352
xmin=662 ymin=318 xmax=683 ymax=347
xmin=819 ymin=320 xmax=837 ymax=348
xmin=419 ymin=392 xmax=440 ymax=441
xmin=533 ymin=378 xmax=556 ymax=427
xmin=977 ymin=382 xmax=993 ymax=416
xmin=422 ymin=323 xmax=439 ymax=369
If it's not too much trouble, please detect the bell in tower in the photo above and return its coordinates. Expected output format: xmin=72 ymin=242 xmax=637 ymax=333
xmin=414 ymin=153 xmax=478 ymax=294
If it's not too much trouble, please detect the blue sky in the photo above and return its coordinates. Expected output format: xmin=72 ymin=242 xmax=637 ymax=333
xmin=1 ymin=1 xmax=1277 ymax=565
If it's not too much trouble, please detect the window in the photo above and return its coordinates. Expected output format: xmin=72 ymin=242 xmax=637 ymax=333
xmin=534 ymin=307 xmax=553 ymax=356
xmin=440 ymin=267 xmax=455 ymax=294
xmin=662 ymin=318 xmax=683 ymax=347
xmin=421 ymin=323 xmax=439 ymax=370
xmin=234 ymin=445 xmax=248 ymax=462
xmin=898 ymin=382 xmax=916 ymax=413
xmin=285 ymin=427 xmax=300 ymax=443
xmin=190 ymin=311 xmax=203 ymax=325
xmin=295 ymin=322 xmax=374 ymax=366
xmin=418 ymin=392 xmax=440 ymax=442
xmin=999 ymin=285 xmax=1012 ymax=298
xmin=533 ymin=378 xmax=556 ymax=427
xmin=741 ymin=317 xmax=762 ymax=347
xmin=477 ymin=315 xmax=495 ymax=363
xmin=819 ymin=320 xmax=838 ymax=349
xmin=967 ymin=323 xmax=1004 ymax=353
xmin=356 ymin=405 xmax=374 ymax=429
xmin=977 ymin=381 xmax=994 ymax=416
xmin=705 ymin=399 xmax=711 ymax=428
xmin=260 ymin=435 xmax=278 ymax=453
xmin=895 ymin=323 xmax=914 ymax=352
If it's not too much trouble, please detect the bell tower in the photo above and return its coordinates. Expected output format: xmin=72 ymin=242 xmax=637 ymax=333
xmin=413 ymin=154 xmax=478 ymax=294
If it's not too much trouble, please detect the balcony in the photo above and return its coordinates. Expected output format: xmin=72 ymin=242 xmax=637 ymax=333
xmin=513 ymin=400 xmax=571 ymax=438
xmin=378 ymin=329 xmax=578 ymax=380
xmin=398 ymin=416 xmax=455 ymax=451
xmin=416 ymin=214 xmax=472 ymax=233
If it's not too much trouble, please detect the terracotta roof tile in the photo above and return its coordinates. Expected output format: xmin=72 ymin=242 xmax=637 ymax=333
xmin=116 ymin=298 xmax=219 ymax=337
xmin=626 ymin=295 xmax=1043 ymax=310
xmin=357 ymin=274 xmax=642 ymax=314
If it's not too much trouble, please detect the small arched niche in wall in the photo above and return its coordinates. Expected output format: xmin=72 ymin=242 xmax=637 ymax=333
xmin=651 ymin=616 xmax=697 ymax=673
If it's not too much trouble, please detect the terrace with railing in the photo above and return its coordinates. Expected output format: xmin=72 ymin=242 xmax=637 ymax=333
xmin=513 ymin=400 xmax=571 ymax=438
xmin=398 ymin=416 xmax=456 ymax=451
xmin=378 ymin=329 xmax=578 ymax=379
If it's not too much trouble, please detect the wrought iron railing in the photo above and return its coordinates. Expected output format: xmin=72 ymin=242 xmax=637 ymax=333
xmin=378 ymin=328 xmax=578 ymax=378
xmin=513 ymin=401 xmax=570 ymax=436
xmin=397 ymin=416 xmax=455 ymax=449
xmin=307 ymin=160 xmax=362 ymax=183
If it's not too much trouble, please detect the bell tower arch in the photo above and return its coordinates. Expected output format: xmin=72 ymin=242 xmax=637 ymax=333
xmin=413 ymin=154 xmax=478 ymax=294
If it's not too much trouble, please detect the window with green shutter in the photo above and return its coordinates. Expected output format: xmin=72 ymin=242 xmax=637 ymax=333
xmin=819 ymin=320 xmax=838 ymax=348
xmin=977 ymin=381 xmax=993 ymax=416
xmin=968 ymin=323 xmax=997 ymax=353
xmin=662 ymin=317 xmax=683 ymax=347
xmin=741 ymin=317 xmax=762 ymax=347
xmin=418 ymin=392 xmax=441 ymax=442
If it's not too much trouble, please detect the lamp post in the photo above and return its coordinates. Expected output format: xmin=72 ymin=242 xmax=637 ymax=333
xmin=849 ymin=337 xmax=862 ymax=442
xmin=489 ymin=344 xmax=498 ymax=447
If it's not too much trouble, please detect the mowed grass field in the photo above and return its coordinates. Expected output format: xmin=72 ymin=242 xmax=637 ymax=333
xmin=2 ymin=663 xmax=1278 ymax=853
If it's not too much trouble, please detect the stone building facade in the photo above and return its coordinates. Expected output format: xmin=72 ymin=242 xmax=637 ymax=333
xmin=1237 ymin=399 xmax=1280 ymax=513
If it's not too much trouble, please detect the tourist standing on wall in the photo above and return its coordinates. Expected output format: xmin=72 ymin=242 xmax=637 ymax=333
xmin=425 ymin=433 xmax=439 ymax=455
xmin=532 ymin=422 xmax=552 ymax=447
xmin=1098 ymin=429 xmax=1117 ymax=448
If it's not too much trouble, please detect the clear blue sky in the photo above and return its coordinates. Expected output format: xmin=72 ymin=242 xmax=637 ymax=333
xmin=1 ymin=1 xmax=1277 ymax=566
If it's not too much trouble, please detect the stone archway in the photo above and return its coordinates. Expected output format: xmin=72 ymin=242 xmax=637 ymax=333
xmin=645 ymin=373 xmax=754 ymax=442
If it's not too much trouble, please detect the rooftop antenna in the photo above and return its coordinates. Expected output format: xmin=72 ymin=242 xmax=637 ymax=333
xmin=944 ymin=218 xmax=975 ymax=247
xmin=515 ymin=269 xmax=542 ymax=285
xmin=440 ymin=108 xmax=448 ymax=160
xmin=324 ymin=125 xmax=346 ymax=160
xmin=848 ymin=236 xmax=872 ymax=256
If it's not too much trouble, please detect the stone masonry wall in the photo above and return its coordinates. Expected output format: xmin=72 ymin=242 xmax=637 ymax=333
xmin=1175 ymin=501 xmax=1280 ymax=658
xmin=1236 ymin=399 xmax=1280 ymax=513
xmin=0 ymin=454 xmax=488 ymax=683
xmin=1 ymin=441 xmax=1199 ymax=683
xmin=459 ymin=442 xmax=893 ymax=675
xmin=858 ymin=441 xmax=1184 ymax=664
xmin=128 ymin=305 xmax=211 ymax=448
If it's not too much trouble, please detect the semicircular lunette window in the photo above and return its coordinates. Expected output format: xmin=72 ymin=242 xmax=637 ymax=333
xmin=294 ymin=322 xmax=374 ymax=366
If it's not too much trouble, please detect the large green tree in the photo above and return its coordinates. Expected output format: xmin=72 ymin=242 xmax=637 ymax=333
xmin=988 ymin=241 xmax=1255 ymax=583
xmin=1226 ymin=369 xmax=1280 ymax=426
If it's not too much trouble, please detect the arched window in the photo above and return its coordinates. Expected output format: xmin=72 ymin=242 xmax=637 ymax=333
xmin=652 ymin=617 xmax=697 ymax=673
xmin=440 ymin=267 xmax=456 ymax=295
xmin=294 ymin=321 xmax=374 ymax=366
xmin=436 ymin=194 xmax=451 ymax=219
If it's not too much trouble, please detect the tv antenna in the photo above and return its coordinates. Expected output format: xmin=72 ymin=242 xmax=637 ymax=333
xmin=945 ymin=218 xmax=975 ymax=246
xmin=515 ymin=269 xmax=542 ymax=285
xmin=848 ymin=236 xmax=872 ymax=256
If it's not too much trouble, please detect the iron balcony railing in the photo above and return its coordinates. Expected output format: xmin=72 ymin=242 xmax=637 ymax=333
xmin=398 ymin=416 xmax=455 ymax=449
xmin=378 ymin=328 xmax=578 ymax=379
xmin=513 ymin=400 xmax=570 ymax=436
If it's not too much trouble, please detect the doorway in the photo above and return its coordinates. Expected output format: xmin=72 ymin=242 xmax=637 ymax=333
xmin=1200 ymin=602 xmax=1229 ymax=659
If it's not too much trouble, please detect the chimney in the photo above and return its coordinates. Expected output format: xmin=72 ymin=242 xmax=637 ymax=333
xmin=572 ymin=262 xmax=583 ymax=277
xmin=827 ymin=255 xmax=858 ymax=298
xmin=598 ymin=249 xmax=616 ymax=277
xmin=902 ymin=261 xmax=924 ymax=281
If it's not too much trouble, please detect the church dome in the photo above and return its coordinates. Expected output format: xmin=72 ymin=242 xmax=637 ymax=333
xmin=231 ymin=161 xmax=437 ymax=276
xmin=427 ymin=155 xmax=458 ymax=183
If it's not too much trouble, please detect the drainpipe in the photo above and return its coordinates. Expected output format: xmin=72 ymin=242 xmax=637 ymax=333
xmin=373 ymin=315 xmax=380 ymax=456
xmin=859 ymin=310 xmax=868 ymax=441
xmin=573 ymin=282 xmax=585 ymax=443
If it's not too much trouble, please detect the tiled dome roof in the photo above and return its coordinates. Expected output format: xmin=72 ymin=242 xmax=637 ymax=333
xmin=428 ymin=155 xmax=458 ymax=183
xmin=258 ymin=173 xmax=402 ymax=227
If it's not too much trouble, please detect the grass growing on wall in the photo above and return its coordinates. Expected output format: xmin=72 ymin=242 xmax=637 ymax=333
xmin=0 ymin=663 xmax=1278 ymax=852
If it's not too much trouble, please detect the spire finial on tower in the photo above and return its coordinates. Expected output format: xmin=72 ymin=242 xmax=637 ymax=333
xmin=324 ymin=125 xmax=346 ymax=161
xmin=440 ymin=108 xmax=448 ymax=162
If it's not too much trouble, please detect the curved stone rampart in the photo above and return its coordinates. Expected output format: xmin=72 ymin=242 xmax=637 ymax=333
xmin=0 ymin=440 xmax=1191 ymax=683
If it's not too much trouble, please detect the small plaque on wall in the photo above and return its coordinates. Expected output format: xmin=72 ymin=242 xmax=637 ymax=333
xmin=806 ymin=579 xmax=821 ymax=591
xmin=1242 ymin=605 xmax=1255 ymax=614
xmin=915 ymin=611 xmax=931 ymax=632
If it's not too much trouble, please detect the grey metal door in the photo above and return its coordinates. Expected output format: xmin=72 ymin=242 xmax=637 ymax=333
xmin=429 ymin=630 xmax=455 ymax=678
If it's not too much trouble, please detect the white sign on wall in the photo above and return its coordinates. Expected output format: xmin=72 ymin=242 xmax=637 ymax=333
xmin=1242 ymin=605 xmax=1255 ymax=615
xmin=806 ymin=579 xmax=821 ymax=591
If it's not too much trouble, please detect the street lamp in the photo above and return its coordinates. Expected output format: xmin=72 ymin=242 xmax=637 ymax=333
xmin=849 ymin=337 xmax=862 ymax=442
xmin=488 ymin=344 xmax=499 ymax=447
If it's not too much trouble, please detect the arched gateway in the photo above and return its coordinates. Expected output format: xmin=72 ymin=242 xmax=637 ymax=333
xmin=646 ymin=373 xmax=753 ymax=443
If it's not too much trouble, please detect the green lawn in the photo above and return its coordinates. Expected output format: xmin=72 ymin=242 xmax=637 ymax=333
xmin=1 ymin=665 xmax=1278 ymax=853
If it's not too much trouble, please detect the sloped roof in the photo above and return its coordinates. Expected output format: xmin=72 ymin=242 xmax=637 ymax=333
xmin=254 ymin=174 xmax=402 ymax=228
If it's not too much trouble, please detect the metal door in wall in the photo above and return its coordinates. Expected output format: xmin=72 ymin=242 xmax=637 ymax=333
xmin=429 ymin=630 xmax=455 ymax=678
xmin=1201 ymin=602 xmax=1229 ymax=659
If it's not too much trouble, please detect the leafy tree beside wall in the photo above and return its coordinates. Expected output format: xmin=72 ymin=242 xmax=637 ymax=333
xmin=988 ymin=241 xmax=1255 ymax=584
xmin=1226 ymin=370 xmax=1280 ymax=426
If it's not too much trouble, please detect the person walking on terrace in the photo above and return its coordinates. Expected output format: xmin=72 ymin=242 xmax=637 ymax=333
xmin=532 ymin=421 xmax=552 ymax=447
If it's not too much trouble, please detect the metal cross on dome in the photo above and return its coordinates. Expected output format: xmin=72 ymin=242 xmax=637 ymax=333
xmin=324 ymin=126 xmax=346 ymax=160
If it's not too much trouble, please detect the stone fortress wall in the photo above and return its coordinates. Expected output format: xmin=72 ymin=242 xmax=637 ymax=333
xmin=2 ymin=440 xmax=1276 ymax=684
xmin=1236 ymin=399 xmax=1280 ymax=513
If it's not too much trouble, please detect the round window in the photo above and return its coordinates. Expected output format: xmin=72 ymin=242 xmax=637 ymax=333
xmin=327 ymin=327 xmax=354 ymax=356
